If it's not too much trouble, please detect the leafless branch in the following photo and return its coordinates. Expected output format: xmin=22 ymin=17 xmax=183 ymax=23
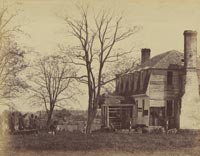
xmin=28 ymin=55 xmax=78 ymax=125
xmin=62 ymin=5 xmax=139 ymax=133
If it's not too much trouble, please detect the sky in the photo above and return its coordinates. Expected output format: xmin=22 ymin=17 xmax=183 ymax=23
xmin=14 ymin=0 xmax=200 ymax=56
xmin=1 ymin=0 xmax=200 ymax=112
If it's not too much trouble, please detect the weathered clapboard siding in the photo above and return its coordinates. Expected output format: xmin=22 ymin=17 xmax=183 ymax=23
xmin=149 ymin=99 xmax=165 ymax=107
xmin=111 ymin=68 xmax=184 ymax=129
xmin=146 ymin=69 xmax=183 ymax=128
xmin=148 ymin=69 xmax=184 ymax=102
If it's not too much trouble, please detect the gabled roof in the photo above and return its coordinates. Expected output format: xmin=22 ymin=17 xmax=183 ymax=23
xmin=131 ymin=50 xmax=184 ymax=72
xmin=116 ymin=50 xmax=200 ymax=97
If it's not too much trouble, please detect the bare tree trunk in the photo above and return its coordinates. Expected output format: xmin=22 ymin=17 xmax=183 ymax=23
xmin=86 ymin=107 xmax=96 ymax=134
xmin=86 ymin=109 xmax=93 ymax=134
xmin=46 ymin=108 xmax=53 ymax=127
xmin=86 ymin=99 xmax=98 ymax=134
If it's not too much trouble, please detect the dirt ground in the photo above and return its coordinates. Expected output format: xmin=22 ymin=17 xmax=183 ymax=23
xmin=0 ymin=131 xmax=200 ymax=156
xmin=1 ymin=148 xmax=200 ymax=156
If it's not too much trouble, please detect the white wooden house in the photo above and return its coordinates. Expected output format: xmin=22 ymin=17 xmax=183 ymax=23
xmin=101 ymin=30 xmax=200 ymax=130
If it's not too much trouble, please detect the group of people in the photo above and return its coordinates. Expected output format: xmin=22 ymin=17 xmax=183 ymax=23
xmin=9 ymin=112 xmax=39 ymax=133
xmin=28 ymin=114 xmax=39 ymax=130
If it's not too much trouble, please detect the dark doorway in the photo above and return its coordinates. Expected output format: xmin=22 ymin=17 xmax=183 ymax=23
xmin=108 ymin=106 xmax=133 ymax=129
xmin=121 ymin=107 xmax=132 ymax=129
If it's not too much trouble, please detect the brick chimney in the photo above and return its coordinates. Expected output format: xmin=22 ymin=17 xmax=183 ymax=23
xmin=180 ymin=30 xmax=200 ymax=129
xmin=184 ymin=30 xmax=197 ymax=70
xmin=141 ymin=48 xmax=151 ymax=64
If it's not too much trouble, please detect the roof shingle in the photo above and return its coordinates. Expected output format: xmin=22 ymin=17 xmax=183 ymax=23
xmin=131 ymin=50 xmax=184 ymax=72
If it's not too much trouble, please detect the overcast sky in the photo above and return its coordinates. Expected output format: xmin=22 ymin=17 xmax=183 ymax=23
xmin=15 ymin=0 xmax=200 ymax=55
xmin=1 ymin=0 xmax=200 ymax=112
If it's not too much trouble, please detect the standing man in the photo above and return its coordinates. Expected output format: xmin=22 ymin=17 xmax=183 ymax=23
xmin=29 ymin=114 xmax=34 ymax=129
xmin=165 ymin=117 xmax=169 ymax=133
xmin=33 ymin=115 xmax=38 ymax=129
xmin=9 ymin=112 xmax=15 ymax=134
xmin=18 ymin=113 xmax=27 ymax=130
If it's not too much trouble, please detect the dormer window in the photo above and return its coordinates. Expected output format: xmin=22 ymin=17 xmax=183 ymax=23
xmin=167 ymin=71 xmax=173 ymax=85
xmin=120 ymin=80 xmax=123 ymax=94
xmin=125 ymin=80 xmax=129 ymax=94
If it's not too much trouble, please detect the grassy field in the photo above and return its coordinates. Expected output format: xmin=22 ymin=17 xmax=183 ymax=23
xmin=1 ymin=131 xmax=200 ymax=156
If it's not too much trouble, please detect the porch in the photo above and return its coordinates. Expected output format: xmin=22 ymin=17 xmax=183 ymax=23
xmin=101 ymin=104 xmax=136 ymax=130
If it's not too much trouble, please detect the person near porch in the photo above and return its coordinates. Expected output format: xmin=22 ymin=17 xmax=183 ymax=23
xmin=165 ymin=117 xmax=169 ymax=132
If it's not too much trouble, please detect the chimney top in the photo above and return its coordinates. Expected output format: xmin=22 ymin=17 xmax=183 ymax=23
xmin=141 ymin=48 xmax=151 ymax=64
xmin=142 ymin=48 xmax=151 ymax=51
xmin=184 ymin=30 xmax=197 ymax=36
xmin=183 ymin=30 xmax=197 ymax=70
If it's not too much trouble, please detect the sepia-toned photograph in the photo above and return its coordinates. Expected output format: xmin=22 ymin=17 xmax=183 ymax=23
xmin=0 ymin=0 xmax=200 ymax=155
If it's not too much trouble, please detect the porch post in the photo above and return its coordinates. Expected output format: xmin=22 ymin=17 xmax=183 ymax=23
xmin=106 ymin=106 xmax=109 ymax=128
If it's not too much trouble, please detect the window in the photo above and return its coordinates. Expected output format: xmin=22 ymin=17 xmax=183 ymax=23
xmin=167 ymin=71 xmax=173 ymax=85
xmin=120 ymin=80 xmax=123 ymax=93
xmin=140 ymin=72 xmax=143 ymax=90
xmin=135 ymin=100 xmax=138 ymax=108
xmin=116 ymin=80 xmax=119 ymax=92
xmin=125 ymin=80 xmax=129 ymax=95
xmin=143 ymin=110 xmax=148 ymax=116
xmin=142 ymin=100 xmax=145 ymax=116
xmin=131 ymin=74 xmax=134 ymax=92
xmin=167 ymin=100 xmax=174 ymax=117
xmin=135 ymin=100 xmax=138 ymax=117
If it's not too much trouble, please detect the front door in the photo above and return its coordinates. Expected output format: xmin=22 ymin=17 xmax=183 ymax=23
xmin=166 ymin=100 xmax=173 ymax=128
xmin=121 ymin=106 xmax=132 ymax=129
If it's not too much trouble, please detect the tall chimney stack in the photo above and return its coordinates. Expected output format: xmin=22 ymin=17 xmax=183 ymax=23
xmin=184 ymin=30 xmax=197 ymax=70
xmin=141 ymin=48 xmax=151 ymax=64
xmin=180 ymin=30 xmax=200 ymax=129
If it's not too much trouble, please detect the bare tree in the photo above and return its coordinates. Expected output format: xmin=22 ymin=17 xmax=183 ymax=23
xmin=62 ymin=6 xmax=139 ymax=133
xmin=28 ymin=55 xmax=77 ymax=126
xmin=0 ymin=4 xmax=22 ymax=50
xmin=0 ymin=42 xmax=27 ymax=98
xmin=0 ymin=4 xmax=27 ymax=108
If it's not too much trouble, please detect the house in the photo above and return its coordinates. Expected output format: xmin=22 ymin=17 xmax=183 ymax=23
xmin=101 ymin=30 xmax=200 ymax=130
